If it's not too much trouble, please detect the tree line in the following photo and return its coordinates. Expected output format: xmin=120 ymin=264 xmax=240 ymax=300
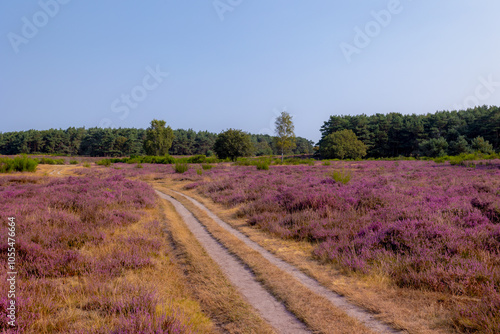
xmin=319 ymin=105 xmax=499 ymax=158
xmin=0 ymin=125 xmax=313 ymax=157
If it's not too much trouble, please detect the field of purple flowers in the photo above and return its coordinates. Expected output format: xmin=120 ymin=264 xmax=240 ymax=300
xmin=0 ymin=174 xmax=198 ymax=333
xmin=185 ymin=160 xmax=500 ymax=332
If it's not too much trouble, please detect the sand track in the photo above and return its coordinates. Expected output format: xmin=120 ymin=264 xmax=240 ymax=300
xmin=156 ymin=190 xmax=311 ymax=334
xmin=169 ymin=189 xmax=402 ymax=334
xmin=158 ymin=188 xmax=402 ymax=333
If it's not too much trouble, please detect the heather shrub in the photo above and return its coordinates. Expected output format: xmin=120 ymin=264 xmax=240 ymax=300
xmin=194 ymin=160 xmax=500 ymax=329
xmin=70 ymin=159 xmax=79 ymax=164
xmin=0 ymin=174 xmax=201 ymax=332
xmin=0 ymin=175 xmax=155 ymax=279
xmin=79 ymin=283 xmax=196 ymax=333
xmin=201 ymin=163 xmax=213 ymax=170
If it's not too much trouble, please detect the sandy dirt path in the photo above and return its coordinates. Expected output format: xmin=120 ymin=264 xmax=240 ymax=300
xmin=171 ymin=190 xmax=401 ymax=334
xmin=156 ymin=190 xmax=311 ymax=334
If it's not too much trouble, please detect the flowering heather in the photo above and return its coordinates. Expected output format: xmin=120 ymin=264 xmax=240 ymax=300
xmin=188 ymin=160 xmax=500 ymax=331
xmin=0 ymin=174 xmax=197 ymax=333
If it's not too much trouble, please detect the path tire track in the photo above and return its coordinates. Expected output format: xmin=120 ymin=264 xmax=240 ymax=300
xmin=171 ymin=190 xmax=402 ymax=334
xmin=156 ymin=190 xmax=311 ymax=334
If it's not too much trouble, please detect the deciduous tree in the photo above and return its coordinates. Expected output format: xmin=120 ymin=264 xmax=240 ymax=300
xmin=274 ymin=111 xmax=296 ymax=162
xmin=213 ymin=129 xmax=253 ymax=161
xmin=319 ymin=129 xmax=367 ymax=159
xmin=143 ymin=119 xmax=174 ymax=156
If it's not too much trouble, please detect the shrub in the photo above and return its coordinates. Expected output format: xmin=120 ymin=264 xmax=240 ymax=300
xmin=69 ymin=160 xmax=79 ymax=164
xmin=0 ymin=156 xmax=39 ymax=173
xmin=174 ymin=162 xmax=189 ymax=174
xmin=96 ymin=159 xmax=112 ymax=167
xmin=38 ymin=157 xmax=65 ymax=165
xmin=201 ymin=164 xmax=213 ymax=170
xmin=256 ymin=161 xmax=269 ymax=170
xmin=83 ymin=162 xmax=91 ymax=168
xmin=187 ymin=155 xmax=206 ymax=163
xmin=197 ymin=169 xmax=203 ymax=175
xmin=330 ymin=169 xmax=351 ymax=184
xmin=322 ymin=160 xmax=331 ymax=166
xmin=283 ymin=158 xmax=315 ymax=166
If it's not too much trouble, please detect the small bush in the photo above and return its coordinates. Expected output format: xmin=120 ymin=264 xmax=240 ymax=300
xmin=205 ymin=156 xmax=221 ymax=163
xmin=38 ymin=157 xmax=65 ymax=165
xmin=135 ymin=163 xmax=143 ymax=169
xmin=96 ymin=159 xmax=112 ymax=167
xmin=83 ymin=162 xmax=91 ymax=168
xmin=197 ymin=169 xmax=203 ymax=175
xmin=256 ymin=161 xmax=269 ymax=170
xmin=187 ymin=155 xmax=206 ymax=163
xmin=141 ymin=155 xmax=175 ymax=164
xmin=174 ymin=163 xmax=189 ymax=174
xmin=283 ymin=157 xmax=315 ymax=166
xmin=330 ymin=169 xmax=351 ymax=184
xmin=322 ymin=160 xmax=331 ymax=166
xmin=69 ymin=160 xmax=79 ymax=164
xmin=201 ymin=164 xmax=213 ymax=170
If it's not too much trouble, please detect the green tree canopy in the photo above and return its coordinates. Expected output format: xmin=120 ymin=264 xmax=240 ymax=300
xmin=319 ymin=129 xmax=367 ymax=159
xmin=319 ymin=105 xmax=499 ymax=157
xmin=213 ymin=129 xmax=253 ymax=161
xmin=143 ymin=119 xmax=174 ymax=156
xmin=471 ymin=136 xmax=494 ymax=154
xmin=449 ymin=135 xmax=471 ymax=155
xmin=418 ymin=137 xmax=449 ymax=157
xmin=274 ymin=111 xmax=296 ymax=161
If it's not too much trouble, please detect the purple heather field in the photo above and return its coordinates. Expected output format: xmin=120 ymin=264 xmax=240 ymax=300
xmin=1 ymin=159 xmax=499 ymax=332
xmin=185 ymin=160 xmax=500 ymax=330
xmin=0 ymin=174 xmax=194 ymax=333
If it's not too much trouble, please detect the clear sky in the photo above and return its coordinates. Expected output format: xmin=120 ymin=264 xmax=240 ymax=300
xmin=1 ymin=1 xmax=499 ymax=143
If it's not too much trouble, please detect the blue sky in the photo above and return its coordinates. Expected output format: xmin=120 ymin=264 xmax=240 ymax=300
xmin=1 ymin=1 xmax=499 ymax=143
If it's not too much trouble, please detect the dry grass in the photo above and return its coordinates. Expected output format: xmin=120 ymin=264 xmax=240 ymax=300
xmin=159 ymin=178 xmax=455 ymax=334
xmin=155 ymin=183 xmax=375 ymax=334
xmin=9 ymin=193 xmax=215 ymax=333
xmin=34 ymin=164 xmax=84 ymax=177
xmin=157 ymin=197 xmax=276 ymax=334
